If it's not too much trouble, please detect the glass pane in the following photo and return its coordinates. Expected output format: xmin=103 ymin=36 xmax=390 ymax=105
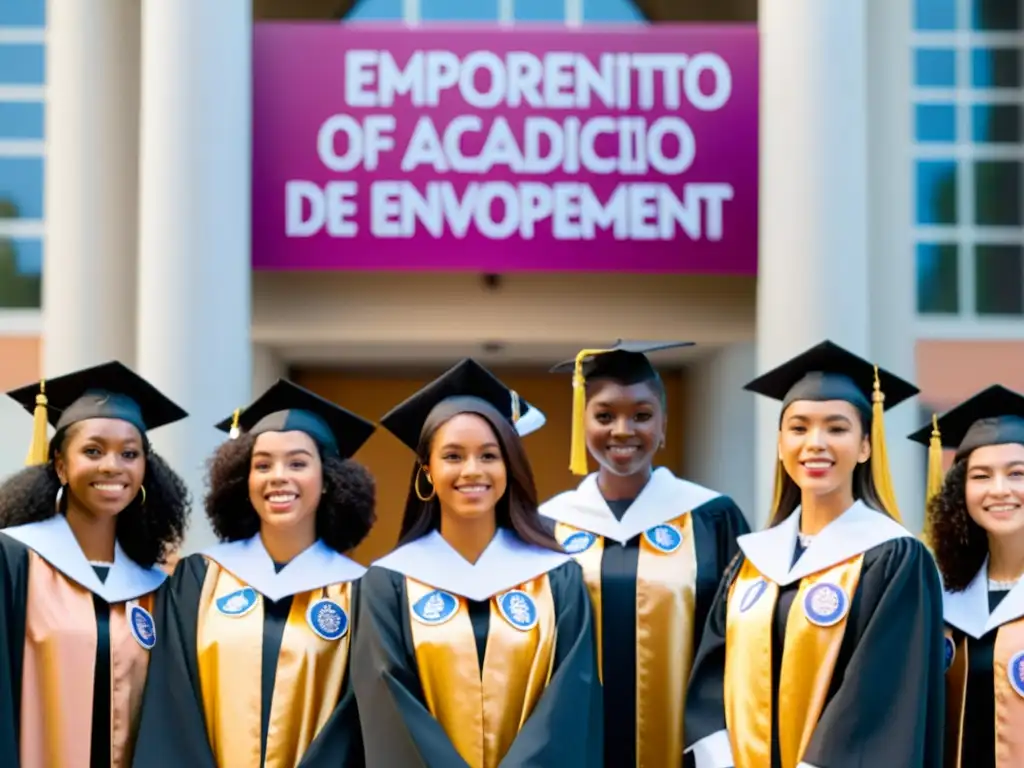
xmin=916 ymin=243 xmax=959 ymax=314
xmin=972 ymin=0 xmax=1022 ymax=30
xmin=0 ymin=44 xmax=45 ymax=86
xmin=916 ymin=160 xmax=958 ymax=225
xmin=345 ymin=0 xmax=403 ymax=20
xmin=973 ymin=105 xmax=1022 ymax=143
xmin=0 ymin=0 xmax=44 ymax=25
xmin=915 ymin=103 xmax=957 ymax=142
xmin=916 ymin=0 xmax=957 ymax=30
xmin=0 ymin=102 xmax=44 ymax=140
xmin=974 ymin=161 xmax=1022 ymax=226
xmin=515 ymin=0 xmax=566 ymax=20
xmin=0 ymin=237 xmax=42 ymax=309
xmin=582 ymin=0 xmax=645 ymax=22
xmin=420 ymin=0 xmax=499 ymax=20
xmin=972 ymin=48 xmax=1022 ymax=88
xmin=914 ymin=49 xmax=957 ymax=88
xmin=0 ymin=157 xmax=44 ymax=220
xmin=975 ymin=245 xmax=1024 ymax=315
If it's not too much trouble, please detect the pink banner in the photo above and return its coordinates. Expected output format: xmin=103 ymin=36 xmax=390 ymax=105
xmin=252 ymin=23 xmax=758 ymax=273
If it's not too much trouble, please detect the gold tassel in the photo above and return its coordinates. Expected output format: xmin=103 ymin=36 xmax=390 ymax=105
xmin=228 ymin=408 xmax=242 ymax=439
xmin=771 ymin=459 xmax=784 ymax=519
xmin=570 ymin=348 xmax=609 ymax=476
xmin=869 ymin=364 xmax=902 ymax=523
xmin=25 ymin=379 xmax=48 ymax=466
xmin=510 ymin=390 xmax=521 ymax=424
xmin=922 ymin=413 xmax=943 ymax=547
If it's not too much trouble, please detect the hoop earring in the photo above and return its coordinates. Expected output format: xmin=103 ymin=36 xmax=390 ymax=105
xmin=54 ymin=484 xmax=66 ymax=513
xmin=415 ymin=464 xmax=436 ymax=502
xmin=139 ymin=485 xmax=147 ymax=506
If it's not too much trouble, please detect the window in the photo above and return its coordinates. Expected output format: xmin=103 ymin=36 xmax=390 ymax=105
xmin=420 ymin=0 xmax=499 ymax=20
xmin=0 ymin=237 xmax=41 ymax=309
xmin=0 ymin=44 xmax=44 ymax=86
xmin=0 ymin=158 xmax=44 ymax=220
xmin=0 ymin=0 xmax=44 ymax=26
xmin=582 ymin=0 xmax=645 ymax=22
xmin=514 ymin=0 xmax=566 ymax=20
xmin=345 ymin=0 xmax=403 ymax=20
xmin=0 ymin=102 xmax=43 ymax=140
xmin=913 ymin=0 xmax=1024 ymax=319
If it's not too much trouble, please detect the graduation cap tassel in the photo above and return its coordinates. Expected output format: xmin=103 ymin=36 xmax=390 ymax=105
xmin=229 ymin=407 xmax=242 ymax=439
xmin=922 ymin=413 xmax=943 ymax=547
xmin=869 ymin=364 xmax=903 ymax=523
xmin=25 ymin=379 xmax=48 ymax=467
xmin=570 ymin=348 xmax=608 ymax=476
xmin=771 ymin=459 xmax=784 ymax=519
xmin=510 ymin=390 xmax=521 ymax=424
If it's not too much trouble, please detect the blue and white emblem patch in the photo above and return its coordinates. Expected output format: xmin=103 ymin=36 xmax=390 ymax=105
xmin=944 ymin=636 xmax=956 ymax=671
xmin=128 ymin=603 xmax=156 ymax=650
xmin=802 ymin=582 xmax=849 ymax=627
xmin=411 ymin=589 xmax=459 ymax=626
xmin=739 ymin=579 xmax=769 ymax=613
xmin=497 ymin=590 xmax=539 ymax=632
xmin=216 ymin=586 xmax=259 ymax=617
xmin=562 ymin=531 xmax=596 ymax=555
xmin=307 ymin=598 xmax=349 ymax=641
xmin=643 ymin=524 xmax=682 ymax=554
xmin=1008 ymin=650 xmax=1024 ymax=698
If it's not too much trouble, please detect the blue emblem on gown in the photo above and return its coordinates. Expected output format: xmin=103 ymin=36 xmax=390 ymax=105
xmin=215 ymin=586 xmax=259 ymax=617
xmin=562 ymin=531 xmax=596 ymax=554
xmin=497 ymin=590 xmax=539 ymax=631
xmin=411 ymin=589 xmax=459 ymax=626
xmin=739 ymin=578 xmax=769 ymax=613
xmin=306 ymin=598 xmax=349 ymax=641
xmin=802 ymin=582 xmax=849 ymax=627
xmin=944 ymin=636 xmax=956 ymax=671
xmin=128 ymin=603 xmax=157 ymax=650
xmin=1008 ymin=650 xmax=1024 ymax=697
xmin=643 ymin=523 xmax=682 ymax=554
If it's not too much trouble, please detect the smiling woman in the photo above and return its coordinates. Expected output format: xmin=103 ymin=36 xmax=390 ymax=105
xmin=0 ymin=361 xmax=190 ymax=768
xmin=352 ymin=358 xmax=601 ymax=768
xmin=131 ymin=379 xmax=377 ymax=768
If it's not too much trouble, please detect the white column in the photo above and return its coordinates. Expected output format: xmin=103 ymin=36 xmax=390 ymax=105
xmin=136 ymin=1 xmax=252 ymax=554
xmin=42 ymin=0 xmax=139 ymax=374
xmin=684 ymin=343 xmax=758 ymax=524
xmin=867 ymin=0 xmax=922 ymax=531
xmin=252 ymin=343 xmax=287 ymax=397
xmin=755 ymin=1 xmax=871 ymax=529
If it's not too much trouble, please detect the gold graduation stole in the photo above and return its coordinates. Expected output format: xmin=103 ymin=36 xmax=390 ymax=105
xmin=196 ymin=560 xmax=352 ymax=768
xmin=406 ymin=573 xmax=557 ymax=768
xmin=20 ymin=551 xmax=154 ymax=768
xmin=555 ymin=513 xmax=697 ymax=767
xmin=945 ymin=620 xmax=1024 ymax=768
xmin=724 ymin=555 xmax=863 ymax=768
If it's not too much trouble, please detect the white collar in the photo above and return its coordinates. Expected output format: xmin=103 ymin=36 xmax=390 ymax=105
xmin=372 ymin=528 xmax=570 ymax=601
xmin=944 ymin=558 xmax=1024 ymax=639
xmin=738 ymin=501 xmax=911 ymax=586
xmin=539 ymin=467 xmax=721 ymax=544
xmin=1 ymin=514 xmax=167 ymax=603
xmin=203 ymin=534 xmax=365 ymax=602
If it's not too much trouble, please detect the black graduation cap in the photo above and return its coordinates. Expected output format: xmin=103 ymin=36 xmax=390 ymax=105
xmin=744 ymin=340 xmax=919 ymax=524
xmin=908 ymin=385 xmax=1024 ymax=459
xmin=549 ymin=340 xmax=695 ymax=385
xmin=214 ymin=379 xmax=375 ymax=460
xmin=6 ymin=361 xmax=188 ymax=466
xmin=379 ymin=358 xmax=535 ymax=452
xmin=743 ymin=340 xmax=919 ymax=416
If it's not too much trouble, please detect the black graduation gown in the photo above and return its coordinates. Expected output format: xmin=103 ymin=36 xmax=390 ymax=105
xmin=685 ymin=511 xmax=945 ymax=768
xmin=352 ymin=558 xmax=603 ymax=767
xmin=132 ymin=552 xmax=364 ymax=767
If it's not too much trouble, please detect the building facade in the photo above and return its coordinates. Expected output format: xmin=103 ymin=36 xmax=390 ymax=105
xmin=3 ymin=0 xmax=1015 ymax=559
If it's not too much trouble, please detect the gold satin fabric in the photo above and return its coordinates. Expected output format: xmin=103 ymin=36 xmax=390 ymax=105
xmin=554 ymin=522 xmax=605 ymax=679
xmin=21 ymin=551 xmax=153 ymax=768
xmin=556 ymin=513 xmax=697 ymax=768
xmin=943 ymin=629 xmax=968 ymax=768
xmin=196 ymin=561 xmax=352 ymax=768
xmin=406 ymin=574 xmax=556 ymax=768
xmin=725 ymin=555 xmax=863 ymax=768
xmin=992 ymin=619 xmax=1024 ymax=767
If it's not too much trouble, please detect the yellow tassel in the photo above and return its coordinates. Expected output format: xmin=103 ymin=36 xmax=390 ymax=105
xmin=25 ymin=379 xmax=49 ymax=466
xmin=510 ymin=390 xmax=521 ymax=424
xmin=869 ymin=364 xmax=902 ymax=523
xmin=922 ymin=413 xmax=943 ymax=547
xmin=228 ymin=408 xmax=242 ymax=439
xmin=770 ymin=459 xmax=784 ymax=521
xmin=569 ymin=348 xmax=609 ymax=476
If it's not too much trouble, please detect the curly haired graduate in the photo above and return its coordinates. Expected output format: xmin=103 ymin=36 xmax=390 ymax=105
xmin=132 ymin=380 xmax=376 ymax=768
xmin=0 ymin=361 xmax=191 ymax=768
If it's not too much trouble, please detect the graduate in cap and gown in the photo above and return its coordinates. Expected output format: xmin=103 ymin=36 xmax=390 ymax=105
xmin=684 ymin=340 xmax=946 ymax=768
xmin=910 ymin=385 xmax=1024 ymax=767
xmin=131 ymin=379 xmax=377 ymax=768
xmin=538 ymin=341 xmax=750 ymax=768
xmin=352 ymin=358 xmax=602 ymax=768
xmin=0 ymin=361 xmax=191 ymax=768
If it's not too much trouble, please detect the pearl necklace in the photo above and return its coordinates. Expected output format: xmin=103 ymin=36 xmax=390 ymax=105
xmin=989 ymin=577 xmax=1021 ymax=591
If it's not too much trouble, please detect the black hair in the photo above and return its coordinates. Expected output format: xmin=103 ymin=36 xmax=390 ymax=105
xmin=928 ymin=458 xmax=989 ymax=592
xmin=397 ymin=396 xmax=561 ymax=551
xmin=204 ymin=430 xmax=375 ymax=554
